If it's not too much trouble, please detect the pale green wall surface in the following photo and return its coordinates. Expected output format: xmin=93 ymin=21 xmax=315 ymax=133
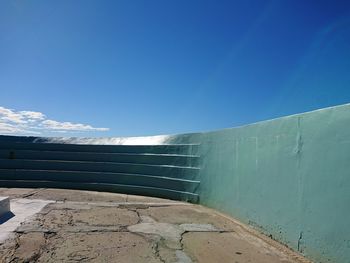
xmin=168 ymin=103 xmax=350 ymax=263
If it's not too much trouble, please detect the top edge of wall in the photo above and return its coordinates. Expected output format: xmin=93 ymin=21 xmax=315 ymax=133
xmin=1 ymin=102 xmax=349 ymax=145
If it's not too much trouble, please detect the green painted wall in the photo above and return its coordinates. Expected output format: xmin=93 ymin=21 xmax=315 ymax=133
xmin=167 ymin=103 xmax=350 ymax=263
xmin=0 ymin=138 xmax=201 ymax=202
xmin=1 ymin=103 xmax=349 ymax=262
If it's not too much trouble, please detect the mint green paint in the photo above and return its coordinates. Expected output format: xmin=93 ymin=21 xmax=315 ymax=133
xmin=167 ymin=103 xmax=350 ymax=263
xmin=1 ymin=103 xmax=350 ymax=263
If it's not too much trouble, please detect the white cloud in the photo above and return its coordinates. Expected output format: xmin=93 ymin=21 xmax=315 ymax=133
xmin=0 ymin=122 xmax=23 ymax=133
xmin=0 ymin=107 xmax=27 ymax=124
xmin=42 ymin=120 xmax=109 ymax=131
xmin=0 ymin=106 xmax=109 ymax=135
xmin=19 ymin=111 xmax=46 ymax=120
xmin=0 ymin=122 xmax=40 ymax=135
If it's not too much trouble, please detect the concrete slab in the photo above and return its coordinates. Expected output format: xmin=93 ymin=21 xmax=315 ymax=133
xmin=0 ymin=189 xmax=310 ymax=263
xmin=182 ymin=232 xmax=295 ymax=263
xmin=138 ymin=204 xmax=239 ymax=231
xmin=0 ymin=198 xmax=54 ymax=243
xmin=71 ymin=207 xmax=139 ymax=226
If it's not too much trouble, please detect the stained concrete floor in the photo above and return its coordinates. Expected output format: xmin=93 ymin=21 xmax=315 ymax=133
xmin=0 ymin=188 xmax=310 ymax=263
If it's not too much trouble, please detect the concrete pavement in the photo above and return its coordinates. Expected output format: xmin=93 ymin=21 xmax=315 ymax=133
xmin=0 ymin=188 xmax=310 ymax=263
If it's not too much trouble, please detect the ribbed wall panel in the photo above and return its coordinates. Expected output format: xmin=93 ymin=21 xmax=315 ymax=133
xmin=0 ymin=135 xmax=200 ymax=202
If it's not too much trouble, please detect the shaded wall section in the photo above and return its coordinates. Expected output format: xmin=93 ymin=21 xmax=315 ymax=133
xmin=0 ymin=103 xmax=350 ymax=263
xmin=0 ymin=136 xmax=200 ymax=202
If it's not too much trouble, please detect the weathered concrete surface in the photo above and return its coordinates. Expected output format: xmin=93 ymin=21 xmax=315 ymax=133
xmin=0 ymin=188 xmax=310 ymax=263
xmin=138 ymin=205 xmax=239 ymax=231
xmin=183 ymin=232 xmax=287 ymax=263
xmin=0 ymin=198 xmax=53 ymax=243
xmin=0 ymin=187 xmax=180 ymax=203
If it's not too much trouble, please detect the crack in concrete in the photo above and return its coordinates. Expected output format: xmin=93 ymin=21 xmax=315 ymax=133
xmin=175 ymin=250 xmax=193 ymax=263
xmin=179 ymin=231 xmax=185 ymax=251
xmin=5 ymin=231 xmax=55 ymax=263
xmin=21 ymin=188 xmax=47 ymax=199
xmin=0 ymin=196 xmax=310 ymax=263
xmin=6 ymin=236 xmax=20 ymax=263
xmin=127 ymin=215 xmax=228 ymax=263
xmin=134 ymin=209 xmax=143 ymax=224
xmin=175 ymin=231 xmax=193 ymax=263
xmin=152 ymin=241 xmax=166 ymax=263
xmin=33 ymin=232 xmax=56 ymax=262
xmin=8 ymin=236 xmax=20 ymax=263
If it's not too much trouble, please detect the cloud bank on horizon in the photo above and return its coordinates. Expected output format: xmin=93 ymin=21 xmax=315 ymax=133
xmin=0 ymin=106 xmax=109 ymax=135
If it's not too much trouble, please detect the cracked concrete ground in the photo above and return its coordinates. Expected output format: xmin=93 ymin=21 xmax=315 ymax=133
xmin=0 ymin=188 xmax=311 ymax=263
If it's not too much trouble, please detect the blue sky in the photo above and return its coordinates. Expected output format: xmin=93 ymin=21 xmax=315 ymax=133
xmin=1 ymin=0 xmax=350 ymax=137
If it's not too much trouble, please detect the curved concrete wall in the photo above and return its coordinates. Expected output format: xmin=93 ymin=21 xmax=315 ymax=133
xmin=1 ymin=103 xmax=350 ymax=263
xmin=167 ymin=103 xmax=350 ymax=263
xmin=0 ymin=136 xmax=201 ymax=202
